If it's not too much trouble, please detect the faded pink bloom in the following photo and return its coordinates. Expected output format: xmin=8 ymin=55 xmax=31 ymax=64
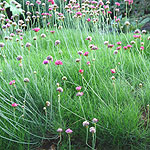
xmin=134 ymin=29 xmax=140 ymax=34
xmin=90 ymin=127 xmax=96 ymax=133
xmin=113 ymin=50 xmax=118 ymax=55
xmin=55 ymin=60 xmax=63 ymax=65
xmin=91 ymin=45 xmax=98 ymax=50
xmin=57 ymin=87 xmax=63 ymax=93
xmin=76 ymin=92 xmax=84 ymax=96
xmin=86 ymin=36 xmax=92 ymax=41
xmin=65 ymin=128 xmax=73 ymax=134
xmin=111 ymin=69 xmax=116 ymax=74
xmin=55 ymin=40 xmax=60 ymax=46
xmin=57 ymin=128 xmax=63 ymax=133
xmin=76 ymin=86 xmax=82 ymax=91
xmin=104 ymin=41 xmax=109 ymax=45
xmin=12 ymin=103 xmax=18 ymax=107
xmin=92 ymin=118 xmax=98 ymax=123
xmin=98 ymin=1 xmax=104 ymax=6
xmin=83 ymin=121 xmax=89 ymax=127
xmin=78 ymin=51 xmax=83 ymax=55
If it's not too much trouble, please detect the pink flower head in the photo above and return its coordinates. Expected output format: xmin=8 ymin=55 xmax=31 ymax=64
xmin=55 ymin=60 xmax=63 ymax=65
xmin=76 ymin=12 xmax=82 ymax=16
xmin=65 ymin=128 xmax=73 ymax=134
xmin=123 ymin=46 xmax=128 ymax=50
xmin=48 ymin=0 xmax=54 ymax=4
xmin=108 ymin=11 xmax=112 ymax=14
xmin=127 ymin=0 xmax=133 ymax=5
xmin=26 ymin=1 xmax=30 ymax=5
xmin=20 ymin=37 xmax=23 ymax=40
xmin=76 ymin=86 xmax=82 ymax=91
xmin=115 ymin=2 xmax=120 ymax=6
xmin=50 ymin=30 xmax=55 ymax=34
xmin=108 ymin=44 xmax=114 ymax=48
xmin=117 ymin=41 xmax=121 ymax=45
xmin=87 ymin=18 xmax=91 ymax=22
xmin=6 ymin=19 xmax=9 ymax=22
xmin=32 ymin=28 xmax=40 ymax=32
xmin=48 ymin=8 xmax=53 ymax=11
xmin=116 ymin=18 xmax=120 ymax=22
xmin=9 ymin=80 xmax=15 ymax=85
xmin=104 ymin=5 xmax=109 ymax=10
xmin=98 ymin=1 xmax=104 ymax=6
xmin=133 ymin=35 xmax=141 ymax=39
xmin=127 ymin=45 xmax=132 ymax=48
xmin=140 ymin=46 xmax=144 ymax=50
xmin=12 ymin=103 xmax=18 ymax=107
xmin=41 ymin=12 xmax=45 ymax=15
xmin=111 ymin=69 xmax=116 ymax=74
xmin=116 ymin=46 xmax=121 ymax=50
xmin=43 ymin=60 xmax=49 ymax=64
xmin=87 ymin=61 xmax=90 ymax=66
xmin=79 ymin=69 xmax=84 ymax=74
xmin=83 ymin=51 xmax=89 ymax=57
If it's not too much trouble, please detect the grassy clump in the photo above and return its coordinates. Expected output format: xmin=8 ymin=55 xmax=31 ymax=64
xmin=0 ymin=28 xmax=150 ymax=150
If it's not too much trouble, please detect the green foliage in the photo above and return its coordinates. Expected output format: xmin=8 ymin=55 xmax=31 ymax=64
xmin=1 ymin=29 xmax=150 ymax=149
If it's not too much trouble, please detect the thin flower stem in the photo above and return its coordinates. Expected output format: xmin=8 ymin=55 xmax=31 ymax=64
xmin=68 ymin=135 xmax=71 ymax=150
xmin=57 ymin=134 xmax=62 ymax=150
